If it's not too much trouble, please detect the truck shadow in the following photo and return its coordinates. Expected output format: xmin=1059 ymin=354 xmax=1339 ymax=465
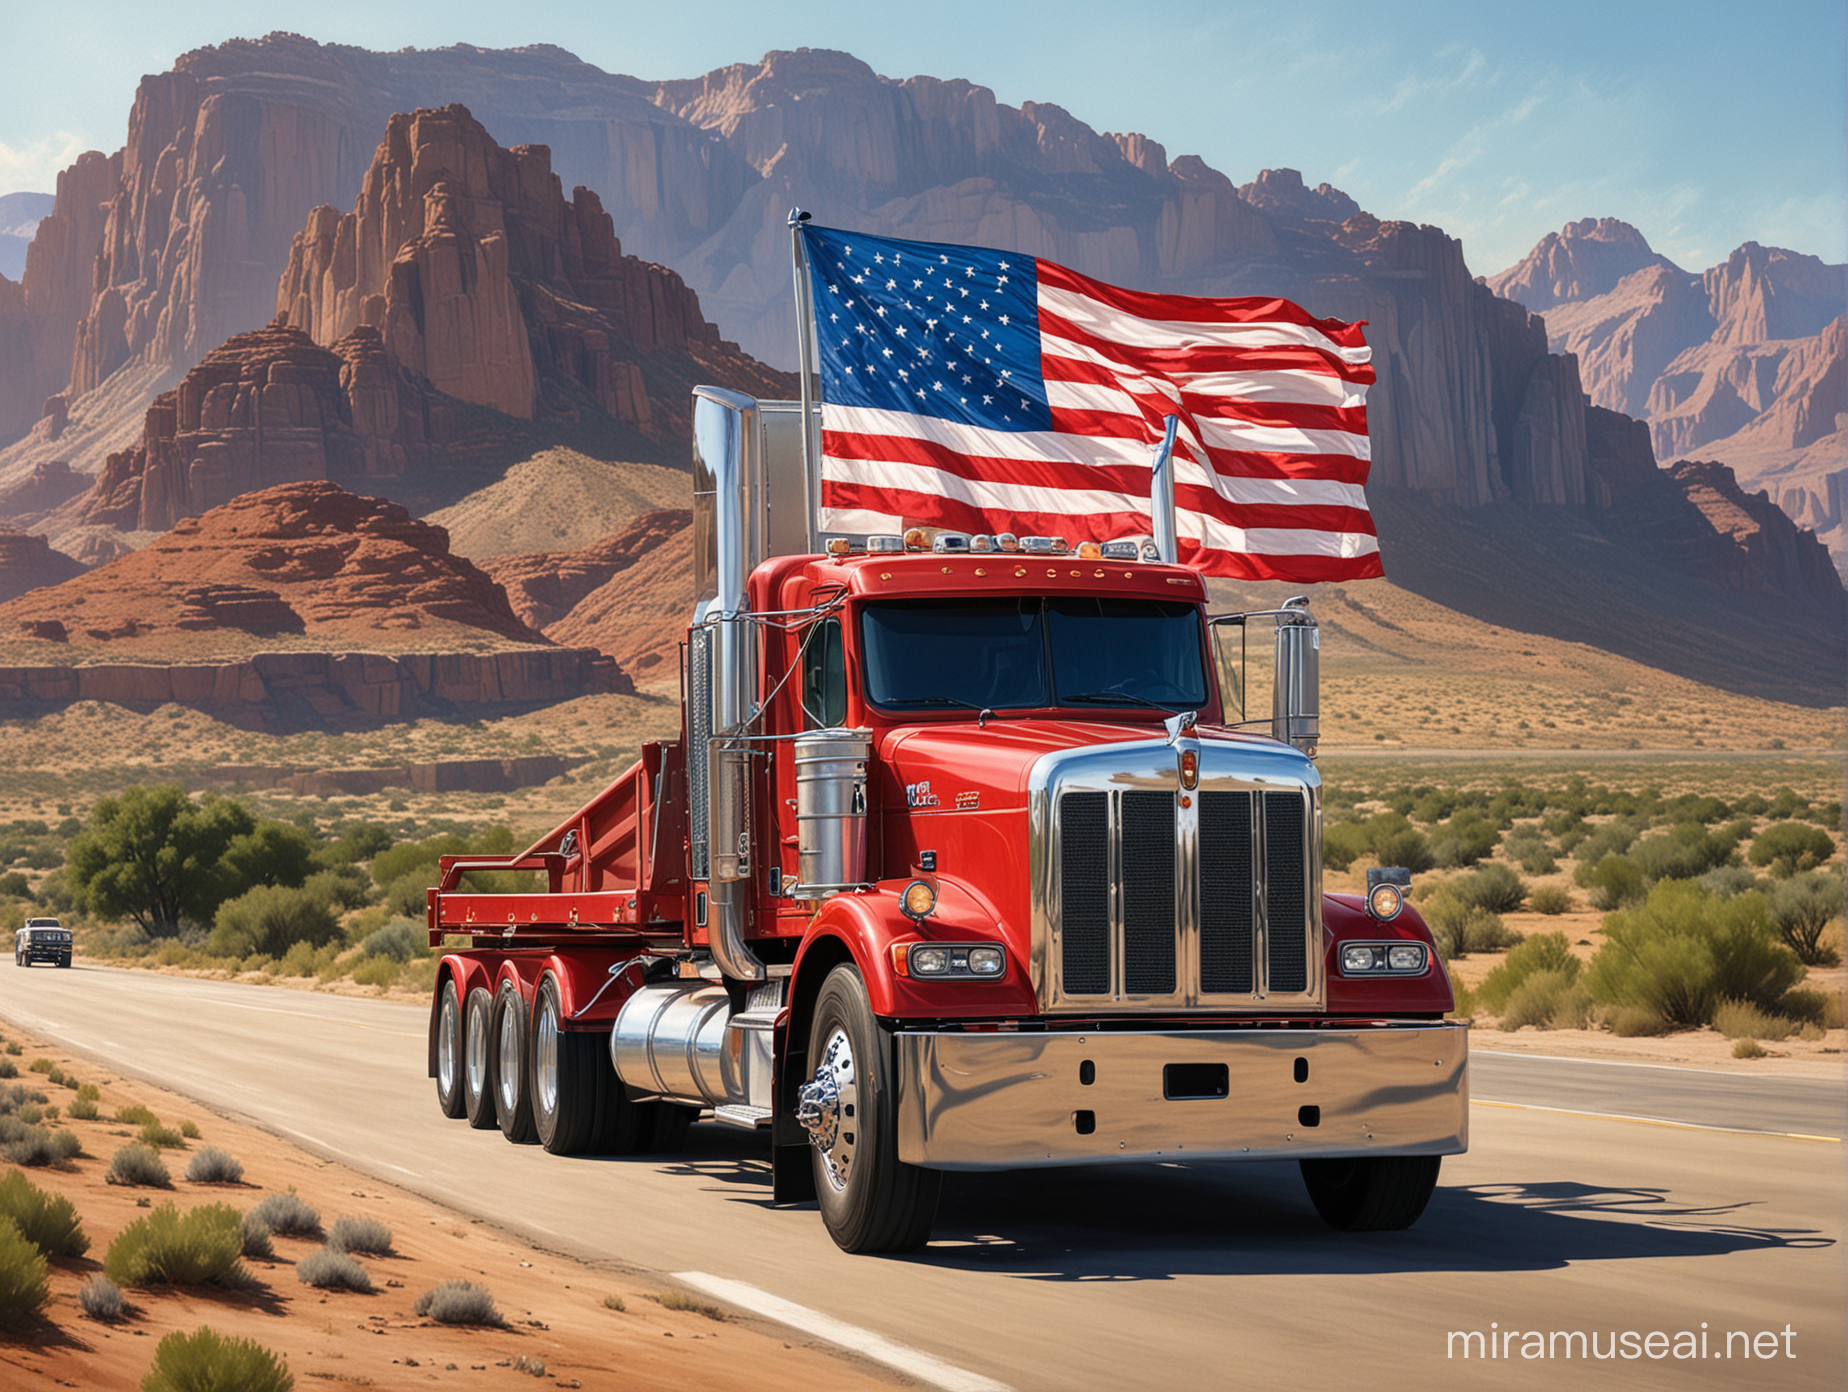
xmin=916 ymin=1164 xmax=1831 ymax=1278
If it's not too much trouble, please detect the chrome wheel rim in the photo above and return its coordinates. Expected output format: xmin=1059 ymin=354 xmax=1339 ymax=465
xmin=466 ymin=999 xmax=488 ymax=1095
xmin=437 ymin=992 xmax=459 ymax=1095
xmin=497 ymin=999 xmax=522 ymax=1111
xmin=534 ymin=999 xmax=559 ymax=1117
xmin=798 ymin=1025 xmax=859 ymax=1193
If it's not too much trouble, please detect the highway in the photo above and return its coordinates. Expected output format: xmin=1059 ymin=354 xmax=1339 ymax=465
xmin=1 ymin=964 xmax=1840 ymax=1391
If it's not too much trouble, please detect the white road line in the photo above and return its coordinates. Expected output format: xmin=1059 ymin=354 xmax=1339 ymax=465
xmin=1472 ymin=1097 xmax=1841 ymax=1142
xmin=673 ymin=1271 xmax=1013 ymax=1392
xmin=1473 ymin=1048 xmax=1836 ymax=1080
xmin=379 ymin=1162 xmax=421 ymax=1177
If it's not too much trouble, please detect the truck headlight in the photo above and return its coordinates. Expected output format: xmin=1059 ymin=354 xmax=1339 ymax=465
xmin=1338 ymin=942 xmax=1428 ymax=975
xmin=899 ymin=943 xmax=1008 ymax=980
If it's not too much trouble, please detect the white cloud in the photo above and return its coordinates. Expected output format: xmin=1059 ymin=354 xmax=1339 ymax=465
xmin=0 ymin=131 xmax=90 ymax=198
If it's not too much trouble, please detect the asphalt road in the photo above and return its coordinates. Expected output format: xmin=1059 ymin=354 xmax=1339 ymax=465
xmin=2 ymin=964 xmax=1840 ymax=1391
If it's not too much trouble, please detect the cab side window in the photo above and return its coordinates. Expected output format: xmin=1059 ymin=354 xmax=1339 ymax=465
xmin=801 ymin=618 xmax=847 ymax=728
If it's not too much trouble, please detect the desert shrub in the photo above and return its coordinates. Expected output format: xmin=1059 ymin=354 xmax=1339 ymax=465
xmin=360 ymin=918 xmax=425 ymax=962
xmin=1711 ymin=1000 xmax=1796 ymax=1042
xmin=1605 ymin=1004 xmax=1672 ymax=1036
xmin=248 ymin=1190 xmax=320 ymax=1239
xmin=1578 ymin=854 xmax=1645 ymax=911
xmin=316 ymin=820 xmax=394 ymax=868
xmin=28 ymin=1059 xmax=51 ymax=1074
xmin=185 ymin=1148 xmax=244 ymax=1184
xmin=652 ymin=1289 xmax=728 ymax=1320
xmin=274 ymin=940 xmax=323 ymax=977
xmin=1528 ymin=885 xmax=1574 ymax=915
xmin=141 ymin=1327 xmax=293 ymax=1392
xmin=103 ymin=1202 xmax=246 ymax=1287
xmin=0 ymin=1115 xmax=80 ymax=1167
xmin=1572 ymin=817 xmax=1643 ymax=865
xmin=207 ymin=885 xmax=341 ymax=960
xmin=0 ymin=1171 xmax=87 ymax=1257
xmin=179 ymin=1119 xmax=200 ymax=1139
xmin=66 ymin=1097 xmax=99 ymax=1121
xmin=349 ymin=955 xmax=399 ymax=990
xmin=1499 ymin=971 xmax=1593 ymax=1031
xmin=1630 ymin=823 xmax=1738 ymax=882
xmin=1586 ymin=881 xmax=1806 ymax=1027
xmin=239 ymin=1212 xmax=275 ymax=1261
xmin=327 ymin=1215 xmax=393 ymax=1256
xmin=1748 ymin=821 xmax=1836 ymax=877
xmin=0 ymin=1084 xmax=46 ymax=1117
xmin=1767 ymin=872 xmax=1842 ymax=966
xmin=1322 ymin=812 xmax=1434 ymax=874
xmin=0 ymin=1219 xmax=50 ymax=1324
xmin=1474 ymin=932 xmax=1580 ymax=1014
xmin=1428 ymin=811 xmax=1501 ymax=868
xmin=44 ymin=1067 xmax=65 ymax=1086
xmin=602 ymin=1293 xmax=626 ymax=1312
xmin=1732 ymin=1037 xmax=1767 ymax=1058
xmin=1773 ymin=987 xmax=1843 ymax=1029
xmin=414 ymin=1279 xmax=501 ymax=1325
xmin=0 ymin=1059 xmax=14 ymax=1079
xmin=139 ymin=1120 xmax=186 ymax=1150
xmin=1448 ymin=863 xmax=1527 ymax=914
xmin=1420 ymin=888 xmax=1519 ymax=960
xmin=78 ymin=1273 xmax=126 ymax=1321
xmin=76 ymin=1083 xmax=99 ymax=1103
xmin=296 ymin=1247 xmax=372 ymax=1292
xmin=115 ymin=1104 xmax=158 ymax=1126
xmin=1698 ymin=864 xmax=1760 ymax=899
xmin=106 ymin=1143 xmax=172 ymax=1188
xmin=302 ymin=865 xmax=374 ymax=914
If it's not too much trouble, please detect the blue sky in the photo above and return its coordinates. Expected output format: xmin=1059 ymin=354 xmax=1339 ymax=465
xmin=2 ymin=0 xmax=1841 ymax=277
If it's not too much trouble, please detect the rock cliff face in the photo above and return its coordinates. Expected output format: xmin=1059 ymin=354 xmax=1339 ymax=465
xmin=479 ymin=509 xmax=690 ymax=630
xmin=277 ymin=104 xmax=783 ymax=450
xmin=2 ymin=481 xmax=544 ymax=649
xmin=1494 ymin=224 xmax=1848 ymax=575
xmin=1483 ymin=218 xmax=1672 ymax=313
xmin=0 ymin=530 xmax=87 ymax=604
xmin=1664 ymin=459 xmax=1844 ymax=606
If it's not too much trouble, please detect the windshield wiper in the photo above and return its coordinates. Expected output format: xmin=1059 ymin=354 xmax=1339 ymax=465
xmin=886 ymin=695 xmax=1017 ymax=725
xmin=1061 ymin=690 xmax=1183 ymax=714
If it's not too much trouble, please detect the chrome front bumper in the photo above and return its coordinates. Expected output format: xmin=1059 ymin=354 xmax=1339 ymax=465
xmin=894 ymin=1023 xmax=1468 ymax=1170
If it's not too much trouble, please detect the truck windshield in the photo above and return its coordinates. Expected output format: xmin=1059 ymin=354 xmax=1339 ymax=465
xmin=861 ymin=597 xmax=1207 ymax=711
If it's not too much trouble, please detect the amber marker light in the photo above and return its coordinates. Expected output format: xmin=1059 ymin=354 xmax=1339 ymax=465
xmin=1179 ymin=749 xmax=1199 ymax=789
xmin=903 ymin=527 xmax=928 ymax=550
xmin=1076 ymin=541 xmax=1103 ymax=559
xmin=901 ymin=880 xmax=938 ymax=920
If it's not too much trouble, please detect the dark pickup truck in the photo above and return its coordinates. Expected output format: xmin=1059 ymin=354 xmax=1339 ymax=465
xmin=15 ymin=919 xmax=71 ymax=968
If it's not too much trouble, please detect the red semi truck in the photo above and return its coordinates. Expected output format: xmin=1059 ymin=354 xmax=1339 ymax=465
xmin=425 ymin=386 xmax=1467 ymax=1253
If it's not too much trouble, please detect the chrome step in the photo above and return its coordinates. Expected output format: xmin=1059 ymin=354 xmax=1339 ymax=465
xmin=713 ymin=1104 xmax=772 ymax=1130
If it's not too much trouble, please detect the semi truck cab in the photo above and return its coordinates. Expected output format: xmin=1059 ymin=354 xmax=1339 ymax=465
xmin=426 ymin=387 xmax=1467 ymax=1252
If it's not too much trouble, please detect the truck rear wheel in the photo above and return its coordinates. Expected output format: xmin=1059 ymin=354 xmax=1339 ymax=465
xmin=532 ymin=975 xmax=620 ymax=1155
xmin=1300 ymin=1155 xmax=1442 ymax=1231
xmin=463 ymin=987 xmax=498 ymax=1129
xmin=801 ymin=965 xmax=939 ymax=1253
xmin=494 ymin=983 xmax=538 ymax=1144
xmin=435 ymin=978 xmax=466 ymax=1118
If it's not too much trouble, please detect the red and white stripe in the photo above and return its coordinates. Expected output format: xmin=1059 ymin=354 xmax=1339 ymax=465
xmin=818 ymin=258 xmax=1381 ymax=582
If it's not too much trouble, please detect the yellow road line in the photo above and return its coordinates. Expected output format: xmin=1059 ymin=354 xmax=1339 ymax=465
xmin=1471 ymin=1098 xmax=1840 ymax=1142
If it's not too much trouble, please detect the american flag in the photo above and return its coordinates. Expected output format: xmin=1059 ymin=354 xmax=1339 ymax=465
xmin=801 ymin=224 xmax=1381 ymax=581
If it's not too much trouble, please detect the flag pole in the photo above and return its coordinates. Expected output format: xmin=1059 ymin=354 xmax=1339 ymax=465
xmin=788 ymin=208 xmax=819 ymax=553
xmin=1150 ymin=414 xmax=1181 ymax=563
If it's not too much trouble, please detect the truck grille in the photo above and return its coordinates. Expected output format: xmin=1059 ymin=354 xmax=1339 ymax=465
xmin=1050 ymin=782 xmax=1316 ymax=1008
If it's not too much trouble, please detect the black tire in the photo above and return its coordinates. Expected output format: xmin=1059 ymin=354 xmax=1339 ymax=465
xmin=531 ymin=975 xmax=622 ymax=1155
xmin=434 ymin=977 xmax=467 ymax=1119
xmin=1300 ymin=1155 xmax=1443 ymax=1232
xmin=641 ymin=1101 xmax=695 ymax=1153
xmin=462 ymin=986 xmax=499 ymax=1130
xmin=803 ymin=965 xmax=940 ymax=1253
xmin=59 ymin=956 xmax=70 ymax=968
xmin=493 ymin=982 xmax=538 ymax=1144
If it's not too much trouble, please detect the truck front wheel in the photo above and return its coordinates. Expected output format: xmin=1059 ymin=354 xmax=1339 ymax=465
xmin=1300 ymin=1155 xmax=1442 ymax=1231
xmin=800 ymin=965 xmax=940 ymax=1253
